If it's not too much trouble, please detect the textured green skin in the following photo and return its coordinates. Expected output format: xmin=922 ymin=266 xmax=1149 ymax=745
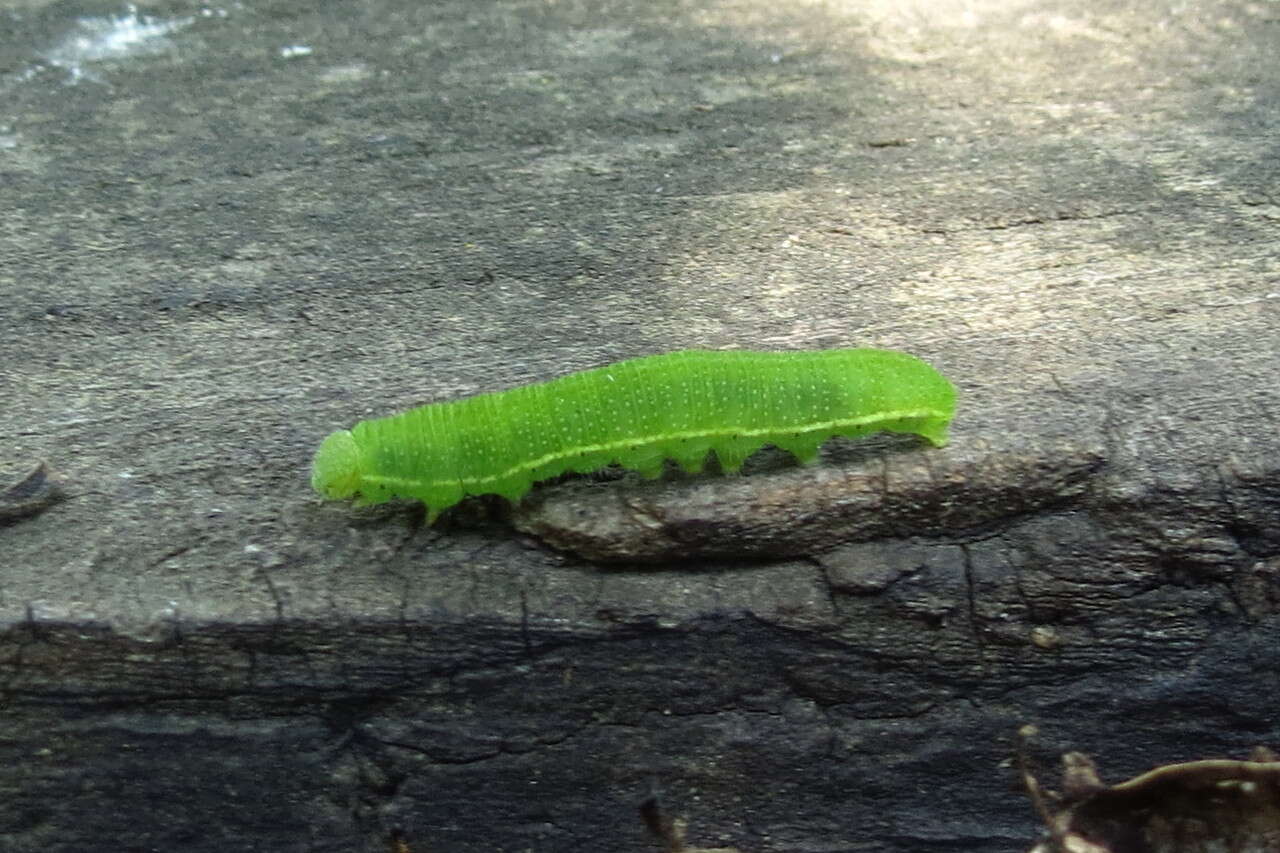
xmin=312 ymin=349 xmax=957 ymax=521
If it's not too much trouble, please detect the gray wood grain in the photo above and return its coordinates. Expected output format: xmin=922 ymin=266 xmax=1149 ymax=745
xmin=2 ymin=1 xmax=1278 ymax=851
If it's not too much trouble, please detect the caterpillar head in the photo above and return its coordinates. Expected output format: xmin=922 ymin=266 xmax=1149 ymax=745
xmin=311 ymin=429 xmax=363 ymax=500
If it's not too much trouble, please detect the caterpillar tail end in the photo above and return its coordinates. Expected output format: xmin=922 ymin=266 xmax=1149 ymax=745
xmin=920 ymin=425 xmax=950 ymax=448
xmin=311 ymin=429 xmax=363 ymax=501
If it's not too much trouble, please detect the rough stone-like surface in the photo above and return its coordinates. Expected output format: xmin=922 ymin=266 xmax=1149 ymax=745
xmin=2 ymin=1 xmax=1278 ymax=851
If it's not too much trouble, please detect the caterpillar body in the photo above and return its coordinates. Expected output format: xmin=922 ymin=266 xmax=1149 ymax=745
xmin=311 ymin=348 xmax=957 ymax=522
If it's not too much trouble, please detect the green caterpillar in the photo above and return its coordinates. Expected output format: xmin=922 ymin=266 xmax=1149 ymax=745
xmin=312 ymin=349 xmax=957 ymax=521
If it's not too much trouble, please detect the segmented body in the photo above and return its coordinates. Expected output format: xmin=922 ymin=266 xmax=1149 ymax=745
xmin=311 ymin=349 xmax=957 ymax=521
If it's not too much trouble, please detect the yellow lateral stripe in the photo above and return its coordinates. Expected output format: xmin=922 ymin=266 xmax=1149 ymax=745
xmin=361 ymin=407 xmax=944 ymax=492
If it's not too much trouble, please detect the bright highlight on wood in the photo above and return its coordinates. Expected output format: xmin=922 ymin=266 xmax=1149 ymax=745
xmin=311 ymin=349 xmax=957 ymax=521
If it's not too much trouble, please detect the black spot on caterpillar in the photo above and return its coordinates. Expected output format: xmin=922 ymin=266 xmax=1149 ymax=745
xmin=312 ymin=349 xmax=957 ymax=522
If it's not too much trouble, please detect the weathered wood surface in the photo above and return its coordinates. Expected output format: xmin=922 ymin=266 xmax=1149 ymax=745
xmin=2 ymin=1 xmax=1278 ymax=851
